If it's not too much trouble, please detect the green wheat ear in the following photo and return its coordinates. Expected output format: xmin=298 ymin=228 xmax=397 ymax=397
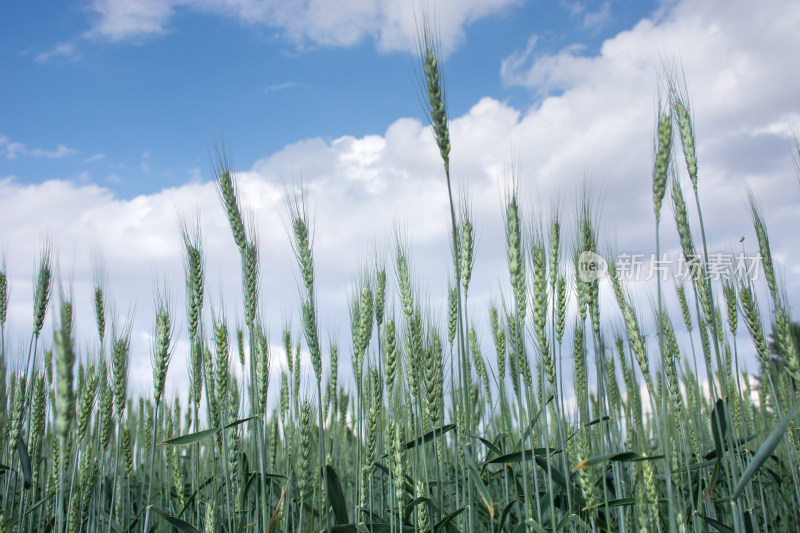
xmin=652 ymin=106 xmax=673 ymax=222
xmin=0 ymin=263 xmax=7 ymax=328
xmin=152 ymin=296 xmax=173 ymax=405
xmin=33 ymin=244 xmax=53 ymax=339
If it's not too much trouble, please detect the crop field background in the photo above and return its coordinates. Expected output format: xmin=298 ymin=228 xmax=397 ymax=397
xmin=1 ymin=1 xmax=800 ymax=532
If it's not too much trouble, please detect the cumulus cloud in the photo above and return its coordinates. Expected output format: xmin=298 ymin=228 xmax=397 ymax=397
xmin=85 ymin=0 xmax=522 ymax=54
xmin=3 ymin=0 xmax=799 ymax=400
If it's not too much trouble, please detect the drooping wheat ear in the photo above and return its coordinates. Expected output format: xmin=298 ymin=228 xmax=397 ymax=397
xmin=532 ymin=240 xmax=553 ymax=387
xmin=652 ymin=106 xmax=673 ymax=222
xmin=747 ymin=190 xmax=778 ymax=305
xmin=375 ymin=267 xmax=387 ymax=327
xmin=33 ymin=245 xmax=53 ymax=338
xmin=384 ymin=317 xmax=397 ymax=400
xmin=505 ymin=193 xmax=526 ymax=322
xmin=217 ymin=163 xmax=248 ymax=251
xmin=112 ymin=326 xmax=130 ymax=419
xmin=152 ymin=298 xmax=173 ymax=405
xmin=255 ymin=324 xmax=270 ymax=414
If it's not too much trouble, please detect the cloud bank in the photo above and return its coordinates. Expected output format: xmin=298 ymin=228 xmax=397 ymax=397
xmin=85 ymin=0 xmax=523 ymax=54
xmin=3 ymin=0 xmax=799 ymax=400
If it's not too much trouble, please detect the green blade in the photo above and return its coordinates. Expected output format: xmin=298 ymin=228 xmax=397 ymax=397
xmin=732 ymin=403 xmax=800 ymax=500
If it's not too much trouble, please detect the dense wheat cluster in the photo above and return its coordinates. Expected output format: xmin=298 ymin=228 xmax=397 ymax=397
xmin=1 ymin=31 xmax=799 ymax=533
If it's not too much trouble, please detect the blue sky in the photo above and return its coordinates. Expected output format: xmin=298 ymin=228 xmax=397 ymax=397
xmin=3 ymin=0 xmax=656 ymax=198
xmin=2 ymin=0 xmax=799 ymax=399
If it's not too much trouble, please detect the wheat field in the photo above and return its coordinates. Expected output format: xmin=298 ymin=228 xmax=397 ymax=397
xmin=1 ymin=27 xmax=799 ymax=533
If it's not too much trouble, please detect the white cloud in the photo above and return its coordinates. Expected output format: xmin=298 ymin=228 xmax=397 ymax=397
xmin=34 ymin=42 xmax=78 ymax=63
xmin=264 ymin=82 xmax=302 ymax=94
xmin=28 ymin=145 xmax=77 ymax=159
xmin=3 ymin=0 xmax=799 ymax=399
xmin=560 ymin=0 xmax=611 ymax=30
xmin=85 ymin=153 xmax=106 ymax=163
xmin=188 ymin=167 xmax=202 ymax=183
xmin=0 ymin=136 xmax=76 ymax=160
xmin=88 ymin=0 xmax=174 ymax=42
xmin=85 ymin=0 xmax=522 ymax=54
xmin=141 ymin=150 xmax=151 ymax=173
